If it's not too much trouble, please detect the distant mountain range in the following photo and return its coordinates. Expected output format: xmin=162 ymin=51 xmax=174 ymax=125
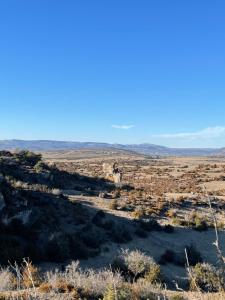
xmin=0 ymin=139 xmax=225 ymax=156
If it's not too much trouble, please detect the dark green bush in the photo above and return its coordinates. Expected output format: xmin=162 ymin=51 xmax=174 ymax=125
xmin=175 ymin=244 xmax=202 ymax=267
xmin=92 ymin=210 xmax=106 ymax=226
xmin=159 ymin=249 xmax=175 ymax=265
xmin=185 ymin=244 xmax=202 ymax=266
xmin=139 ymin=219 xmax=162 ymax=232
xmin=15 ymin=150 xmax=42 ymax=166
xmin=34 ymin=161 xmax=46 ymax=173
xmin=163 ymin=224 xmax=174 ymax=233
xmin=135 ymin=228 xmax=148 ymax=238
xmin=0 ymin=235 xmax=25 ymax=264
xmin=169 ymin=294 xmax=186 ymax=300
xmin=193 ymin=217 xmax=208 ymax=231
xmin=46 ymin=234 xmax=71 ymax=262
xmin=189 ymin=263 xmax=224 ymax=292
xmin=110 ymin=226 xmax=132 ymax=243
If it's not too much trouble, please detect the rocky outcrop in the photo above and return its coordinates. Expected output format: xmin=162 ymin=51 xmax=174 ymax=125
xmin=113 ymin=172 xmax=122 ymax=184
xmin=102 ymin=162 xmax=123 ymax=184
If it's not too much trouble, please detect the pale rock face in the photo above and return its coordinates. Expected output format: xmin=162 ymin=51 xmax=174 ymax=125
xmin=113 ymin=172 xmax=122 ymax=184
xmin=0 ymin=192 xmax=6 ymax=211
xmin=102 ymin=163 xmax=116 ymax=176
xmin=102 ymin=162 xmax=123 ymax=184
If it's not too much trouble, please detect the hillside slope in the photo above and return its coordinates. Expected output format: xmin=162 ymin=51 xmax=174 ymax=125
xmin=0 ymin=150 xmax=124 ymax=264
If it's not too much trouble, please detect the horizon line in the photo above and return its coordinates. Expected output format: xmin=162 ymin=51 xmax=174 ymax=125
xmin=0 ymin=138 xmax=223 ymax=150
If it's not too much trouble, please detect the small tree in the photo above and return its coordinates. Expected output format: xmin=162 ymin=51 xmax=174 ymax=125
xmin=115 ymin=249 xmax=161 ymax=283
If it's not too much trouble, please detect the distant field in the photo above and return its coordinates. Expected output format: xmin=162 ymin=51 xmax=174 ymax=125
xmin=41 ymin=148 xmax=142 ymax=160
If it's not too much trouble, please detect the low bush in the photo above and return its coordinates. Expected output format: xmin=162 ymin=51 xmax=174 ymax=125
xmin=135 ymin=228 xmax=148 ymax=238
xmin=15 ymin=151 xmax=42 ymax=167
xmin=193 ymin=216 xmax=208 ymax=231
xmin=139 ymin=219 xmax=162 ymax=232
xmin=172 ymin=217 xmax=187 ymax=226
xmin=103 ymin=284 xmax=131 ymax=300
xmin=0 ymin=235 xmax=25 ymax=264
xmin=110 ymin=226 xmax=132 ymax=244
xmin=169 ymin=294 xmax=186 ymax=300
xmin=189 ymin=263 xmax=224 ymax=292
xmin=62 ymin=261 xmax=124 ymax=298
xmin=101 ymin=219 xmax=115 ymax=230
xmin=0 ymin=268 xmax=16 ymax=292
xmin=92 ymin=210 xmax=115 ymax=230
xmin=166 ymin=209 xmax=177 ymax=219
xmin=34 ymin=161 xmax=46 ymax=173
xmin=92 ymin=210 xmax=106 ymax=226
xmin=163 ymin=224 xmax=175 ymax=233
xmin=174 ymin=244 xmax=202 ymax=267
xmin=46 ymin=234 xmax=71 ymax=262
xmin=112 ymin=249 xmax=161 ymax=284
xmin=159 ymin=249 xmax=175 ymax=265
xmin=22 ymin=260 xmax=41 ymax=288
xmin=185 ymin=244 xmax=203 ymax=266
xmin=131 ymin=208 xmax=145 ymax=219
xmin=108 ymin=199 xmax=118 ymax=210
xmin=45 ymin=232 xmax=93 ymax=262
xmin=144 ymin=263 xmax=161 ymax=284
xmin=185 ymin=212 xmax=209 ymax=231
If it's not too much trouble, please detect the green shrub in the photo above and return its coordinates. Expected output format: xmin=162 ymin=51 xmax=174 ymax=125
xmin=45 ymin=232 xmax=93 ymax=262
xmin=102 ymin=220 xmax=115 ymax=230
xmin=135 ymin=228 xmax=148 ymax=238
xmin=163 ymin=224 xmax=174 ymax=233
xmin=109 ymin=199 xmax=118 ymax=210
xmin=0 ymin=235 xmax=25 ymax=264
xmin=110 ymin=226 xmax=132 ymax=243
xmin=189 ymin=263 xmax=224 ymax=292
xmin=131 ymin=208 xmax=145 ymax=219
xmin=172 ymin=217 xmax=187 ymax=226
xmin=34 ymin=161 xmax=46 ymax=173
xmin=169 ymin=294 xmax=186 ymax=300
xmin=144 ymin=263 xmax=162 ymax=284
xmin=77 ymin=224 xmax=103 ymax=249
xmin=187 ymin=212 xmax=208 ymax=231
xmin=92 ymin=210 xmax=106 ymax=227
xmin=159 ymin=249 xmax=175 ymax=265
xmin=46 ymin=234 xmax=71 ymax=262
xmin=15 ymin=151 xmax=42 ymax=166
xmin=193 ymin=217 xmax=208 ymax=231
xmin=174 ymin=244 xmax=202 ymax=267
xmin=185 ymin=244 xmax=202 ymax=266
xmin=103 ymin=285 xmax=131 ymax=300
xmin=139 ymin=219 xmax=162 ymax=232
xmin=112 ymin=249 xmax=161 ymax=284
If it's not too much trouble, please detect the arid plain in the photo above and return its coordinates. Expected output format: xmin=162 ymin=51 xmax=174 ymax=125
xmin=43 ymin=150 xmax=225 ymax=288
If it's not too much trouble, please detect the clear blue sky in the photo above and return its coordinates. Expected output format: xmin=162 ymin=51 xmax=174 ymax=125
xmin=1 ymin=0 xmax=225 ymax=148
